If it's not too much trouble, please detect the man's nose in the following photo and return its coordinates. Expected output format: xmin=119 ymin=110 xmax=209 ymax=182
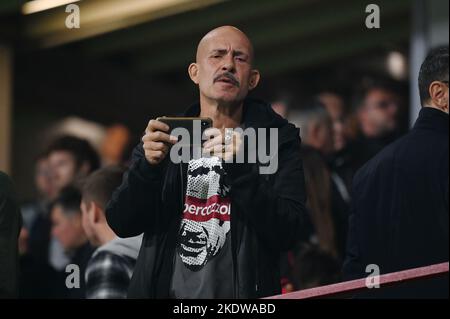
xmin=221 ymin=55 xmax=236 ymax=73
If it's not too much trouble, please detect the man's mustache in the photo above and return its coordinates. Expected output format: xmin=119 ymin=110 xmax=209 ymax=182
xmin=214 ymin=72 xmax=240 ymax=87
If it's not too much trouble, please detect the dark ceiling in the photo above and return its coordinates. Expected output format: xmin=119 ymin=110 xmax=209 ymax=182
xmin=2 ymin=0 xmax=411 ymax=76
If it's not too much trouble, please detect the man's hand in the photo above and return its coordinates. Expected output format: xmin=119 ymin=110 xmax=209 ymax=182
xmin=203 ymin=128 xmax=243 ymax=162
xmin=142 ymin=119 xmax=178 ymax=165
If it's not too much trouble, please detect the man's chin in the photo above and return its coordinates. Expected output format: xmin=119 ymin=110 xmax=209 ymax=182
xmin=213 ymin=94 xmax=244 ymax=106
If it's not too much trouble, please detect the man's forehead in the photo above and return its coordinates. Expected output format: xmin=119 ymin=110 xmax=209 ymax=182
xmin=206 ymin=40 xmax=250 ymax=54
xmin=196 ymin=26 xmax=253 ymax=59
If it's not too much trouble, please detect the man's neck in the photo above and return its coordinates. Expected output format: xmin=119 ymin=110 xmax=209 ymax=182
xmin=199 ymin=95 xmax=243 ymax=130
xmin=97 ymin=226 xmax=117 ymax=246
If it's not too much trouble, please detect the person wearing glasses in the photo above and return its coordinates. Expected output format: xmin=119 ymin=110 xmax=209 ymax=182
xmin=344 ymin=46 xmax=449 ymax=298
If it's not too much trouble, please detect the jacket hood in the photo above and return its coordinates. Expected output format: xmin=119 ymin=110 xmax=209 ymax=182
xmin=94 ymin=235 xmax=143 ymax=260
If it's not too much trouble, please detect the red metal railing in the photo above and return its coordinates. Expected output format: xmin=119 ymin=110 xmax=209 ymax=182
xmin=266 ymin=262 xmax=449 ymax=299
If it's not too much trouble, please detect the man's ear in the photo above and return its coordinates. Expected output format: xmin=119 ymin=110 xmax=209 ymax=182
xmin=429 ymin=81 xmax=449 ymax=111
xmin=248 ymin=69 xmax=261 ymax=91
xmin=188 ymin=63 xmax=200 ymax=85
xmin=84 ymin=201 xmax=95 ymax=223
xmin=92 ymin=202 xmax=104 ymax=224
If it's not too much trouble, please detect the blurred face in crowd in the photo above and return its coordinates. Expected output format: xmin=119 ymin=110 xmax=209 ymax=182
xmin=100 ymin=124 xmax=131 ymax=166
xmin=358 ymin=88 xmax=400 ymax=138
xmin=318 ymin=93 xmax=347 ymax=151
xmin=35 ymin=157 xmax=56 ymax=200
xmin=48 ymin=151 xmax=89 ymax=195
xmin=318 ymin=93 xmax=345 ymax=122
xmin=48 ymin=151 xmax=77 ymax=194
xmin=80 ymin=200 xmax=102 ymax=247
xmin=188 ymin=26 xmax=260 ymax=106
xmin=51 ymin=204 xmax=86 ymax=251
xmin=306 ymin=118 xmax=334 ymax=155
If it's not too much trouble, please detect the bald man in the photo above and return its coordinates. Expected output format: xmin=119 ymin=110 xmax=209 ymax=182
xmin=106 ymin=26 xmax=307 ymax=298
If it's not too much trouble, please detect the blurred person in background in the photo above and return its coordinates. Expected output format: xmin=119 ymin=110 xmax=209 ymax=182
xmin=51 ymin=186 xmax=94 ymax=298
xmin=34 ymin=154 xmax=58 ymax=201
xmin=18 ymin=136 xmax=100 ymax=298
xmin=317 ymin=91 xmax=347 ymax=152
xmin=289 ymin=101 xmax=350 ymax=259
xmin=20 ymin=154 xmax=55 ymax=265
xmin=271 ymin=93 xmax=294 ymax=119
xmin=290 ymin=245 xmax=341 ymax=290
xmin=353 ymin=80 xmax=403 ymax=166
xmin=106 ymin=26 xmax=308 ymax=299
xmin=21 ymin=154 xmax=55 ymax=243
xmin=19 ymin=155 xmax=61 ymax=298
xmin=344 ymin=47 xmax=449 ymax=298
xmin=271 ymin=100 xmax=288 ymax=119
xmin=26 ymin=136 xmax=100 ymax=286
xmin=47 ymin=135 xmax=101 ymax=196
xmin=100 ymin=124 xmax=133 ymax=167
xmin=317 ymin=91 xmax=358 ymax=191
xmin=299 ymin=146 xmax=337 ymax=256
xmin=81 ymin=166 xmax=142 ymax=299
xmin=0 ymin=172 xmax=21 ymax=298
xmin=281 ymin=146 xmax=342 ymax=292
xmin=290 ymin=100 xmax=334 ymax=156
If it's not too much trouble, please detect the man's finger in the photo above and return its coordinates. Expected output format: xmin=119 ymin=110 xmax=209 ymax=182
xmin=147 ymin=131 xmax=178 ymax=144
xmin=150 ymin=150 xmax=165 ymax=160
xmin=204 ymin=127 xmax=222 ymax=139
xmin=151 ymin=141 xmax=169 ymax=152
xmin=203 ymin=143 xmax=232 ymax=156
xmin=147 ymin=119 xmax=170 ymax=133
xmin=142 ymin=132 xmax=177 ymax=145
xmin=203 ymin=134 xmax=223 ymax=149
xmin=143 ymin=141 xmax=168 ymax=152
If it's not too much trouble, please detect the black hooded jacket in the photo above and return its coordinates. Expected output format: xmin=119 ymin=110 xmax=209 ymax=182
xmin=106 ymin=98 xmax=308 ymax=298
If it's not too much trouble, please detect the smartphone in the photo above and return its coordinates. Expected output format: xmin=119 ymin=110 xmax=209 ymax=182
xmin=156 ymin=117 xmax=212 ymax=147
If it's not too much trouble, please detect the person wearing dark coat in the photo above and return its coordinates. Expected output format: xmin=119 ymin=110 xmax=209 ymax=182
xmin=0 ymin=171 xmax=22 ymax=298
xmin=343 ymin=47 xmax=449 ymax=298
xmin=106 ymin=26 xmax=308 ymax=299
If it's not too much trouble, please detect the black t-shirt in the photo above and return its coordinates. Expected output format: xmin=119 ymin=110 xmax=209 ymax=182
xmin=170 ymin=157 xmax=233 ymax=299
